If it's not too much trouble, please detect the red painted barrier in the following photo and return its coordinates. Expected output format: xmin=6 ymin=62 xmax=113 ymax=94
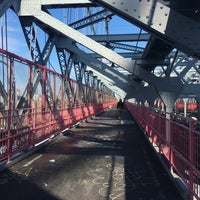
xmin=0 ymin=102 xmax=117 ymax=163
xmin=0 ymin=48 xmax=117 ymax=164
xmin=126 ymin=102 xmax=200 ymax=200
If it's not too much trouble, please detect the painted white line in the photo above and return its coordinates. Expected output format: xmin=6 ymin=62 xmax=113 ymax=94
xmin=23 ymin=154 xmax=42 ymax=167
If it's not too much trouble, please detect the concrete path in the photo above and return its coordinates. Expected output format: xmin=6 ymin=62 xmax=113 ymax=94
xmin=0 ymin=107 xmax=184 ymax=200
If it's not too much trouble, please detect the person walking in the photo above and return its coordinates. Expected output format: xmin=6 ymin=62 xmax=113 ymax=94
xmin=117 ymin=99 xmax=124 ymax=120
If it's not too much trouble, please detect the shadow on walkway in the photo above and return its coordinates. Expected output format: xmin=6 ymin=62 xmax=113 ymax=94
xmin=0 ymin=106 xmax=184 ymax=200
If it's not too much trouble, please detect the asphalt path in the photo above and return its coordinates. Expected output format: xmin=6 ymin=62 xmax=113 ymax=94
xmin=0 ymin=107 xmax=184 ymax=200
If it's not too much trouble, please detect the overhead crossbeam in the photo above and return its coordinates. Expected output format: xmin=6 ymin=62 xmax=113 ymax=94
xmin=104 ymin=42 xmax=144 ymax=52
xmin=88 ymin=33 xmax=150 ymax=42
xmin=41 ymin=0 xmax=93 ymax=8
xmin=69 ymin=9 xmax=113 ymax=30
xmin=89 ymin=52 xmax=143 ymax=59
xmin=91 ymin=0 xmax=200 ymax=58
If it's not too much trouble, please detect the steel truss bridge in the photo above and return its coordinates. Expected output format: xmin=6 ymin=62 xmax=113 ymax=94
xmin=1 ymin=0 xmax=200 ymax=199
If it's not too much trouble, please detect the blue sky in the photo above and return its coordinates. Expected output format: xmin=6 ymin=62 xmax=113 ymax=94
xmin=0 ymin=9 xmax=29 ymax=56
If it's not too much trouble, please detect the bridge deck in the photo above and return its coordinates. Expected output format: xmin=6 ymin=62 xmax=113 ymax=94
xmin=0 ymin=107 xmax=184 ymax=200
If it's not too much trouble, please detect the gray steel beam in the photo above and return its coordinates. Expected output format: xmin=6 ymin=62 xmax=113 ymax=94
xmin=56 ymin=49 xmax=71 ymax=76
xmin=17 ymin=0 xmax=193 ymax=98
xmin=132 ymin=64 xmax=183 ymax=93
xmin=106 ymin=42 xmax=144 ymax=52
xmin=20 ymin=17 xmax=44 ymax=64
xmin=55 ymin=37 xmax=131 ymax=97
xmin=41 ymin=0 xmax=92 ymax=8
xmin=137 ymin=59 xmax=170 ymax=67
xmin=56 ymin=38 xmax=127 ymax=84
xmin=142 ymin=36 xmax=172 ymax=60
xmin=182 ymin=84 xmax=200 ymax=97
xmin=86 ymin=0 xmax=196 ymax=97
xmin=42 ymin=35 xmax=58 ymax=64
xmin=19 ymin=2 xmax=135 ymax=73
xmin=69 ymin=46 xmax=128 ymax=87
xmin=91 ymin=0 xmax=200 ymax=58
xmin=86 ymin=66 xmax=127 ymax=98
xmin=88 ymin=33 xmax=150 ymax=42
xmin=19 ymin=1 xmax=179 ymax=93
xmin=178 ymin=59 xmax=198 ymax=82
xmin=89 ymin=52 xmax=143 ymax=59
xmin=69 ymin=9 xmax=113 ymax=30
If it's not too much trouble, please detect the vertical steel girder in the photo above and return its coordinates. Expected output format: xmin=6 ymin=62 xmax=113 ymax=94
xmin=20 ymin=18 xmax=43 ymax=63
xmin=74 ymin=62 xmax=86 ymax=103
xmin=46 ymin=76 xmax=55 ymax=108
xmin=56 ymin=49 xmax=67 ymax=75
xmin=74 ymin=62 xmax=82 ymax=81
xmin=42 ymin=35 xmax=58 ymax=64
xmin=88 ymin=71 xmax=94 ymax=87
xmin=56 ymin=49 xmax=73 ymax=76
xmin=84 ymin=71 xmax=89 ymax=85
xmin=56 ymin=48 xmax=91 ymax=105
xmin=20 ymin=16 xmax=57 ymax=65
xmin=64 ymin=78 xmax=73 ymax=105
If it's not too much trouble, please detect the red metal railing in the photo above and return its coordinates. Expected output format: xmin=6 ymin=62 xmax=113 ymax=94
xmin=0 ymin=103 xmax=116 ymax=162
xmin=0 ymin=48 xmax=117 ymax=163
xmin=126 ymin=102 xmax=200 ymax=200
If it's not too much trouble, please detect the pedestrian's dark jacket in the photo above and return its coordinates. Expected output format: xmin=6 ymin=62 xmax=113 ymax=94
xmin=117 ymin=100 xmax=124 ymax=109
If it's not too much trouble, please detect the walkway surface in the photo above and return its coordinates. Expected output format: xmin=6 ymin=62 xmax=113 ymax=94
xmin=0 ymin=107 xmax=184 ymax=200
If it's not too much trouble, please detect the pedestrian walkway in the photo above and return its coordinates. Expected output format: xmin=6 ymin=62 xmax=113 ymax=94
xmin=0 ymin=107 xmax=184 ymax=200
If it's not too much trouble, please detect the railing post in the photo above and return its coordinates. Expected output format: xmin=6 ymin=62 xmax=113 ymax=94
xmin=169 ymin=113 xmax=174 ymax=171
xmin=28 ymin=65 xmax=32 ymax=109
xmin=165 ymin=112 xmax=171 ymax=144
xmin=189 ymin=119 xmax=194 ymax=200
xmin=7 ymin=56 xmax=14 ymax=163
xmin=42 ymin=67 xmax=47 ymax=113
